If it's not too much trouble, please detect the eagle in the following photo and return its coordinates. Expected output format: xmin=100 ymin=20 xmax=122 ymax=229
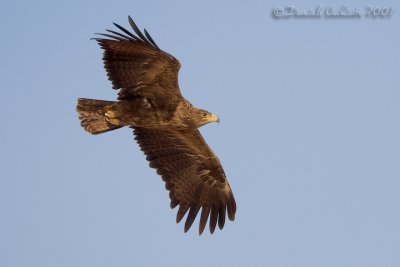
xmin=76 ymin=16 xmax=236 ymax=235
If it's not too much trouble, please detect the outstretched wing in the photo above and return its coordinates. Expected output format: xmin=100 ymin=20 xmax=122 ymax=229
xmin=133 ymin=128 xmax=236 ymax=235
xmin=94 ymin=16 xmax=182 ymax=113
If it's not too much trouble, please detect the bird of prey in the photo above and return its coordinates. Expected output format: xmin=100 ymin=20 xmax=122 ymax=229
xmin=77 ymin=16 xmax=236 ymax=235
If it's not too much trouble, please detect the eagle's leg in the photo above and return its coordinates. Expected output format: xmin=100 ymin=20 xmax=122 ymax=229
xmin=105 ymin=110 xmax=122 ymax=125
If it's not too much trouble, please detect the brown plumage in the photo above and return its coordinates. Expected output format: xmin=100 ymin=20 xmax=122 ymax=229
xmin=76 ymin=16 xmax=236 ymax=234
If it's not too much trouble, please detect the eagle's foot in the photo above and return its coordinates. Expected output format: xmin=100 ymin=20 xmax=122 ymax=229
xmin=105 ymin=111 xmax=122 ymax=125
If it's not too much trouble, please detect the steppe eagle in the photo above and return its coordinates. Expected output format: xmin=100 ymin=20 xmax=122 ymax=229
xmin=77 ymin=16 xmax=236 ymax=234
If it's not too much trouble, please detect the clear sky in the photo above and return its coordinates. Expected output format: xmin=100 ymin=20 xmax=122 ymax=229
xmin=1 ymin=0 xmax=399 ymax=266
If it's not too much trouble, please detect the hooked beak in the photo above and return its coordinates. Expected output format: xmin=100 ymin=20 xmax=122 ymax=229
xmin=209 ymin=113 xmax=220 ymax=124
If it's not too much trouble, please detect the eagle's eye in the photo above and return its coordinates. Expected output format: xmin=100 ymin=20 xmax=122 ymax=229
xmin=201 ymin=112 xmax=208 ymax=117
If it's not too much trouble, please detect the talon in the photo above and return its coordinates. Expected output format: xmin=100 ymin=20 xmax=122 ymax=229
xmin=105 ymin=110 xmax=116 ymax=119
xmin=105 ymin=111 xmax=121 ymax=125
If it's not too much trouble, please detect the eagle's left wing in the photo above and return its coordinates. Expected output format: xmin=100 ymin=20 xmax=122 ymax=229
xmin=94 ymin=16 xmax=182 ymax=113
xmin=133 ymin=128 xmax=236 ymax=235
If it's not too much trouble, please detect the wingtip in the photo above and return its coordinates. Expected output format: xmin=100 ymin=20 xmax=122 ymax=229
xmin=128 ymin=15 xmax=135 ymax=25
xmin=210 ymin=227 xmax=216 ymax=234
xmin=91 ymin=33 xmax=105 ymax=41
xmin=176 ymin=205 xmax=189 ymax=224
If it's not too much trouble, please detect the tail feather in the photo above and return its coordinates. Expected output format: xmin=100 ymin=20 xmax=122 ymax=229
xmin=77 ymin=98 xmax=122 ymax=135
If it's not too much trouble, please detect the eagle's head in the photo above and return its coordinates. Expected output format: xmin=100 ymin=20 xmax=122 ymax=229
xmin=194 ymin=109 xmax=220 ymax=127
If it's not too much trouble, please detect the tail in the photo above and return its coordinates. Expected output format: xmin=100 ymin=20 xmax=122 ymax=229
xmin=76 ymin=98 xmax=122 ymax=135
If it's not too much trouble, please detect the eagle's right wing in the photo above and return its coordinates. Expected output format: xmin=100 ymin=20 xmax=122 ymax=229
xmin=133 ymin=127 xmax=236 ymax=235
xmin=94 ymin=16 xmax=182 ymax=113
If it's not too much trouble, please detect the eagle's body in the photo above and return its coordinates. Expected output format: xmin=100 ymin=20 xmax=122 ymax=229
xmin=104 ymin=98 xmax=209 ymax=129
xmin=77 ymin=16 xmax=236 ymax=235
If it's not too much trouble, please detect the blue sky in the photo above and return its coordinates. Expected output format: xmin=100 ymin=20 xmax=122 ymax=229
xmin=1 ymin=0 xmax=399 ymax=266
